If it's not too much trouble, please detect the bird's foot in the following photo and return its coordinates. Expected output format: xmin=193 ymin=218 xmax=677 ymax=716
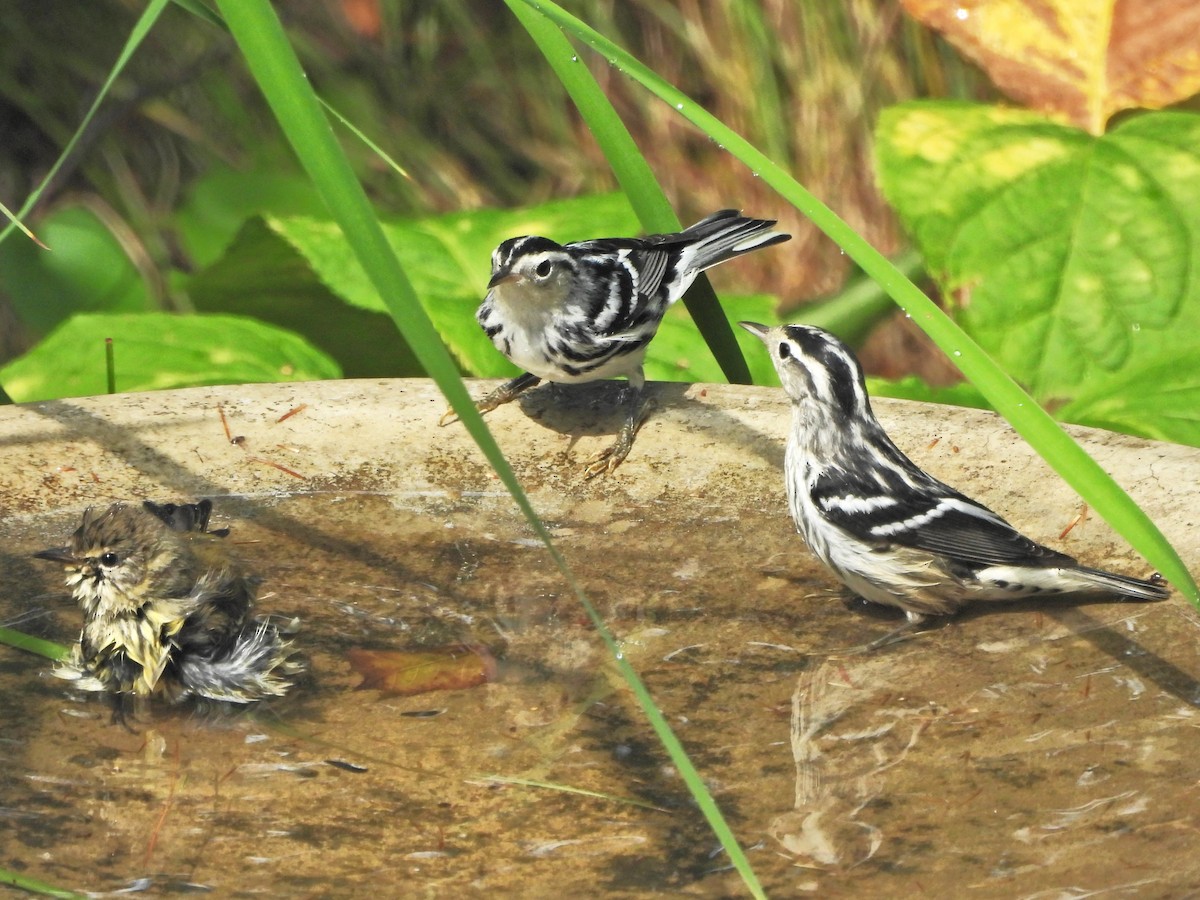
xmin=583 ymin=396 xmax=652 ymax=479
xmin=583 ymin=440 xmax=629 ymax=479
xmin=438 ymin=373 xmax=541 ymax=427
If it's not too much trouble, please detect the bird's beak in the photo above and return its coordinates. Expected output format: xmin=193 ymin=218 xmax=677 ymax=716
xmin=487 ymin=270 xmax=520 ymax=290
xmin=739 ymin=321 xmax=770 ymax=342
xmin=33 ymin=546 xmax=78 ymax=565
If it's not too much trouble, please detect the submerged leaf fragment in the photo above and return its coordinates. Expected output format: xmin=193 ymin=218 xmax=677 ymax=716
xmin=347 ymin=644 xmax=497 ymax=697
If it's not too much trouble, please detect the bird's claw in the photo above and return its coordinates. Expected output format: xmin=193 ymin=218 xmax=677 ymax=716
xmin=582 ymin=443 xmax=628 ymax=479
xmin=581 ymin=394 xmax=649 ymax=478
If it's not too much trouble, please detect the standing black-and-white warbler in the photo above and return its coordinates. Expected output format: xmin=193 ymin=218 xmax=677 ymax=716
xmin=741 ymin=321 xmax=1169 ymax=630
xmin=445 ymin=210 xmax=790 ymax=475
xmin=35 ymin=500 xmax=301 ymax=708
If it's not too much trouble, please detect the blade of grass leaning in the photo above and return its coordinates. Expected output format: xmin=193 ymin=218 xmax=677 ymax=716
xmin=518 ymin=0 xmax=1198 ymax=605
xmin=0 ymin=197 xmax=48 ymax=249
xmin=0 ymin=0 xmax=171 ymax=248
xmin=319 ymin=101 xmax=411 ymax=182
xmin=0 ymin=866 xmax=85 ymax=899
xmin=211 ymin=10 xmax=766 ymax=897
xmin=506 ymin=2 xmax=753 ymax=386
xmin=0 ymin=627 xmax=69 ymax=661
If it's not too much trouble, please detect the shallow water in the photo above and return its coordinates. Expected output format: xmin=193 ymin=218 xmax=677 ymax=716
xmin=6 ymin=486 xmax=1200 ymax=897
xmin=2 ymin=381 xmax=1199 ymax=896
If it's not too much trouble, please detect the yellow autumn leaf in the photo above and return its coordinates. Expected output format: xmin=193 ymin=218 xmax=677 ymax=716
xmin=902 ymin=0 xmax=1200 ymax=133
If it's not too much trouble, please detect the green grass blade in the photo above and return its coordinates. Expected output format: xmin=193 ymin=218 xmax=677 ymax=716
xmin=215 ymin=8 xmax=766 ymax=895
xmin=506 ymin=2 xmax=753 ymax=386
xmin=0 ymin=197 xmax=47 ymax=249
xmin=0 ymin=0 xmax=171 ymax=248
xmin=0 ymin=866 xmax=85 ymax=899
xmin=319 ymin=100 xmax=410 ymax=182
xmin=213 ymin=2 xmax=473 ymax=426
xmin=517 ymin=0 xmax=1198 ymax=606
xmin=0 ymin=627 xmax=69 ymax=662
xmin=799 ymin=248 xmax=923 ymax=345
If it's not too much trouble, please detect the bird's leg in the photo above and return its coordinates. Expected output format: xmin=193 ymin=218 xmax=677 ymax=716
xmin=107 ymin=692 xmax=138 ymax=732
xmin=584 ymin=373 xmax=651 ymax=478
xmin=438 ymin=372 xmax=542 ymax=427
xmin=825 ymin=611 xmax=933 ymax=658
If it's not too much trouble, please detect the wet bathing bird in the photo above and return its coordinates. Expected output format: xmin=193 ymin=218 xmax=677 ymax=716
xmin=741 ymin=321 xmax=1169 ymax=631
xmin=35 ymin=500 xmax=301 ymax=706
xmin=446 ymin=210 xmax=791 ymax=475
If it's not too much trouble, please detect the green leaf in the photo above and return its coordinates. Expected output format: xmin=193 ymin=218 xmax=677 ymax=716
xmin=0 ymin=312 xmax=341 ymax=401
xmin=187 ymin=218 xmax=417 ymax=378
xmin=876 ymin=103 xmax=1200 ymax=401
xmin=174 ymin=164 xmax=327 ymax=269
xmin=0 ymin=205 xmax=150 ymax=335
xmin=1058 ymin=350 xmax=1200 ymax=446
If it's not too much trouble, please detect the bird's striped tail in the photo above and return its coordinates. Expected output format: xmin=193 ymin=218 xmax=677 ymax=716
xmin=1075 ymin=566 xmax=1170 ymax=601
xmin=676 ymin=209 xmax=791 ymax=275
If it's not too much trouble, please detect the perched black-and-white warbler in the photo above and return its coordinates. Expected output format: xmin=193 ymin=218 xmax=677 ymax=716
xmin=446 ymin=210 xmax=790 ymax=475
xmin=741 ymin=321 xmax=1169 ymax=626
xmin=35 ymin=500 xmax=301 ymax=708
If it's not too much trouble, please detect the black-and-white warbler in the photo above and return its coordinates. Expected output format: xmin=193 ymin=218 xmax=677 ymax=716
xmin=741 ymin=321 xmax=1169 ymax=627
xmin=35 ymin=500 xmax=301 ymax=707
xmin=447 ymin=210 xmax=790 ymax=475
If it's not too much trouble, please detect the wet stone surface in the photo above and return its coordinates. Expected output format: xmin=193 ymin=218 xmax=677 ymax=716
xmin=1 ymin=379 xmax=1199 ymax=896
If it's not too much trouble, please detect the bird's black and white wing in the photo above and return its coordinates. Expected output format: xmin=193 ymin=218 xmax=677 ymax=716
xmin=810 ymin=467 xmax=1079 ymax=572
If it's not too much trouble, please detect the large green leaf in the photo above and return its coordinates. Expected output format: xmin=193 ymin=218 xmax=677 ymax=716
xmin=187 ymin=218 xmax=415 ymax=378
xmin=876 ymin=103 xmax=1200 ymax=409
xmin=0 ymin=312 xmax=341 ymax=401
xmin=174 ymin=164 xmax=327 ymax=269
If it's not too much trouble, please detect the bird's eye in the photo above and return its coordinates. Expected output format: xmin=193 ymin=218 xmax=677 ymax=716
xmin=534 ymin=260 xmax=553 ymax=278
xmin=778 ymin=342 xmax=792 ymax=360
xmin=99 ymin=552 xmax=120 ymax=567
